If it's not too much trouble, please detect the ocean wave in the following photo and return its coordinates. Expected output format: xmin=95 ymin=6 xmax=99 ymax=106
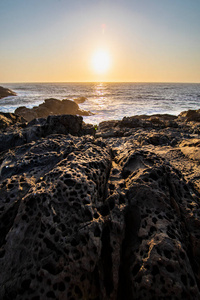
xmin=0 ymin=82 xmax=200 ymax=123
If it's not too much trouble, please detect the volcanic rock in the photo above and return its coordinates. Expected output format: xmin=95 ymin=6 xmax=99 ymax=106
xmin=178 ymin=109 xmax=200 ymax=122
xmin=0 ymin=112 xmax=26 ymax=130
xmin=97 ymin=114 xmax=179 ymax=138
xmin=0 ymin=109 xmax=200 ymax=299
xmin=0 ymin=86 xmax=17 ymax=99
xmin=179 ymin=138 xmax=200 ymax=161
xmin=0 ymin=114 xmax=95 ymax=153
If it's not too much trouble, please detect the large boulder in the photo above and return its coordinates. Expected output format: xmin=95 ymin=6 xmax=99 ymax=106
xmin=15 ymin=106 xmax=38 ymax=122
xmin=0 ymin=132 xmax=200 ymax=299
xmin=0 ymin=86 xmax=16 ymax=99
xmin=113 ymin=149 xmax=200 ymax=299
xmin=15 ymin=98 xmax=92 ymax=122
xmin=0 ymin=135 xmax=113 ymax=299
xmin=41 ymin=98 xmax=62 ymax=113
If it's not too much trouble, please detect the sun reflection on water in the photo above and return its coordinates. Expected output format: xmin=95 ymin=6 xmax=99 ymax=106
xmin=93 ymin=83 xmax=108 ymax=108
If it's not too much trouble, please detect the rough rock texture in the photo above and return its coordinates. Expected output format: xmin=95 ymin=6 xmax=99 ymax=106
xmin=0 ymin=114 xmax=95 ymax=153
xmin=97 ymin=112 xmax=200 ymax=192
xmin=0 ymin=110 xmax=200 ymax=299
xmin=15 ymin=98 xmax=93 ymax=122
xmin=0 ymin=112 xmax=26 ymax=130
xmin=178 ymin=109 xmax=200 ymax=122
xmin=0 ymin=86 xmax=17 ymax=99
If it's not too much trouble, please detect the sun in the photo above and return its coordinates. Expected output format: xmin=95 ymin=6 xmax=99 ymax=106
xmin=91 ymin=50 xmax=111 ymax=74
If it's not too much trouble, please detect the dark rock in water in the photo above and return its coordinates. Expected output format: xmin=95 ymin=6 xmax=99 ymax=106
xmin=42 ymin=98 xmax=63 ymax=113
xmin=60 ymin=98 xmax=79 ymax=113
xmin=15 ymin=98 xmax=93 ymax=122
xmin=0 ymin=109 xmax=200 ymax=299
xmin=0 ymin=86 xmax=17 ymax=99
xmin=74 ymin=96 xmax=87 ymax=104
xmin=0 ymin=112 xmax=26 ymax=130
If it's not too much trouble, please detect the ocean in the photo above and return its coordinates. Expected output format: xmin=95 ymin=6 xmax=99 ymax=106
xmin=0 ymin=82 xmax=200 ymax=124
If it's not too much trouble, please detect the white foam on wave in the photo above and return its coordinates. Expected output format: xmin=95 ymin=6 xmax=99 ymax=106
xmin=0 ymin=82 xmax=200 ymax=124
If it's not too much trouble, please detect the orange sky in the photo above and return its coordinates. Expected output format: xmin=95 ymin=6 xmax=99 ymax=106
xmin=0 ymin=0 xmax=200 ymax=83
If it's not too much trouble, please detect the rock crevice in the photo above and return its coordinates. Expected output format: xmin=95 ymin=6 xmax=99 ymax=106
xmin=0 ymin=112 xmax=200 ymax=299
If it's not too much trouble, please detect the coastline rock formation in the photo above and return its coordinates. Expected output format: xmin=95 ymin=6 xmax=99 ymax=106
xmin=0 ymin=114 xmax=95 ymax=153
xmin=178 ymin=109 xmax=200 ymax=122
xmin=15 ymin=98 xmax=93 ymax=122
xmin=0 ymin=112 xmax=26 ymax=130
xmin=0 ymin=111 xmax=200 ymax=299
xmin=0 ymin=86 xmax=17 ymax=99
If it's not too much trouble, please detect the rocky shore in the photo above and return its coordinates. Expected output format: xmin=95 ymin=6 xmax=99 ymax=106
xmin=15 ymin=98 xmax=93 ymax=122
xmin=0 ymin=109 xmax=200 ymax=299
xmin=0 ymin=86 xmax=92 ymax=121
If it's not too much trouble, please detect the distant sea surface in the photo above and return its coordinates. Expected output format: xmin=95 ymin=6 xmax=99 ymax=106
xmin=1 ymin=82 xmax=200 ymax=124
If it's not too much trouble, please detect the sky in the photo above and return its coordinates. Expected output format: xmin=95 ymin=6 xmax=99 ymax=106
xmin=0 ymin=0 xmax=200 ymax=83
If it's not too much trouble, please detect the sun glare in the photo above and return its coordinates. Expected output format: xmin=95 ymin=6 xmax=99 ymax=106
xmin=91 ymin=50 xmax=111 ymax=74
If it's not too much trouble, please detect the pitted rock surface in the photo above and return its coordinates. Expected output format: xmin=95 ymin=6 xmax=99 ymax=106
xmin=0 ymin=112 xmax=25 ymax=130
xmin=0 ymin=110 xmax=200 ymax=299
xmin=0 ymin=114 xmax=95 ymax=153
xmin=114 ymin=149 xmax=200 ymax=299
xmin=0 ymin=135 xmax=114 ymax=299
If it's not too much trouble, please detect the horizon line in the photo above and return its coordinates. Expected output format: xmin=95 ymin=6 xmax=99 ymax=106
xmin=1 ymin=81 xmax=200 ymax=84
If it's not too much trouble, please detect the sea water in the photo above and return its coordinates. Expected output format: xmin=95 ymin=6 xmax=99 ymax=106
xmin=0 ymin=82 xmax=200 ymax=124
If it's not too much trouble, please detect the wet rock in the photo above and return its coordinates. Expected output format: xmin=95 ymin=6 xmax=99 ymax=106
xmin=0 ymin=86 xmax=16 ymax=99
xmin=15 ymin=98 xmax=93 ymax=122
